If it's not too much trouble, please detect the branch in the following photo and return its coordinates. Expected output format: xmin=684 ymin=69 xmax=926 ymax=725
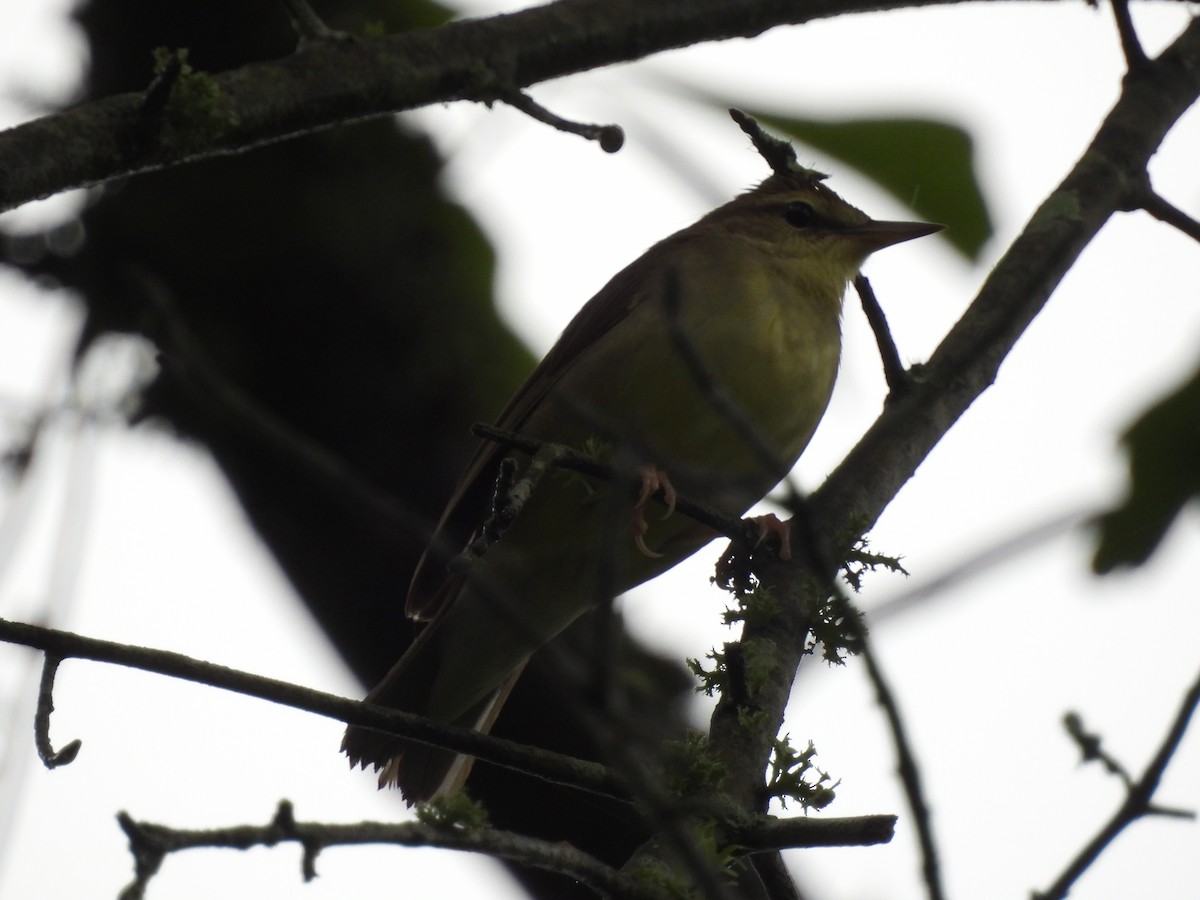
xmin=855 ymin=627 xmax=944 ymax=900
xmin=2 ymin=615 xmax=889 ymax=845
xmin=114 ymin=799 xmax=889 ymax=900
xmin=0 ymin=0 xmax=982 ymax=215
xmin=729 ymin=813 xmax=896 ymax=851
xmin=702 ymin=10 xmax=1200 ymax=893
xmin=0 ymin=615 xmax=623 ymax=799
xmin=35 ymin=654 xmax=82 ymax=768
xmin=854 ymin=274 xmax=908 ymax=396
xmin=498 ymin=88 xmax=625 ymax=152
xmin=116 ymin=799 xmax=659 ymax=900
xmin=1034 ymin=666 xmax=1200 ymax=900
xmin=1110 ymin=0 xmax=1148 ymax=71
xmin=1131 ymin=179 xmax=1200 ymax=243
xmin=809 ymin=15 xmax=1200 ymax=551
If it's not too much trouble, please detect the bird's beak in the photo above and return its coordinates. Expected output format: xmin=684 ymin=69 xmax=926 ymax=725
xmin=848 ymin=219 xmax=945 ymax=252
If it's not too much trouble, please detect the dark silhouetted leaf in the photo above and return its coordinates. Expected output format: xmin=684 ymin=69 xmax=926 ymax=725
xmin=1093 ymin=358 xmax=1200 ymax=573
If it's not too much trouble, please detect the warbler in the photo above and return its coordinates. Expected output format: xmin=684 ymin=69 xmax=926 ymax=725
xmin=343 ymin=112 xmax=941 ymax=802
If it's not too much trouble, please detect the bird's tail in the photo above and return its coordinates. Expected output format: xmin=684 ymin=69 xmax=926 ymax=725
xmin=341 ymin=627 xmax=524 ymax=804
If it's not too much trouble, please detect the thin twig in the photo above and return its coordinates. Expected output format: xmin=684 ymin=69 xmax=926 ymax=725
xmin=1141 ymin=189 xmax=1200 ymax=243
xmin=855 ymin=626 xmax=945 ymax=900
xmin=729 ymin=108 xmax=820 ymax=178
xmin=854 ymin=274 xmax=908 ymax=396
xmin=499 ymin=88 xmax=624 ymax=152
xmin=34 ymin=655 xmax=81 ymax=768
xmin=730 ymin=813 xmax=896 ymax=851
xmin=116 ymin=800 xmax=657 ymax=900
xmin=1034 ymin=666 xmax=1200 ymax=900
xmin=0 ymin=615 xmax=624 ymax=799
xmin=1062 ymin=711 xmax=1135 ymax=789
xmin=1110 ymin=0 xmax=1149 ymax=71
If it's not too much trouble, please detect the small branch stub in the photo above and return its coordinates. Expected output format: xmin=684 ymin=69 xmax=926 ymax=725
xmin=729 ymin=108 xmax=827 ymax=180
xmin=36 ymin=655 xmax=82 ymax=769
xmin=501 ymin=89 xmax=624 ymax=152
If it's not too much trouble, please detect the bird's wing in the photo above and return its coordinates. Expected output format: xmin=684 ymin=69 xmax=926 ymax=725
xmin=404 ymin=231 xmax=690 ymax=619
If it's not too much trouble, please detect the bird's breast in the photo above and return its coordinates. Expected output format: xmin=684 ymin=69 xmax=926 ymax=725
xmin=538 ymin=241 xmax=846 ymax=515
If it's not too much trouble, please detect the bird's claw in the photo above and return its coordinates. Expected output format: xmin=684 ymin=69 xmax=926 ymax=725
xmin=750 ymin=513 xmax=792 ymax=561
xmin=632 ymin=517 xmax=664 ymax=558
xmin=632 ymin=466 xmax=676 ymax=558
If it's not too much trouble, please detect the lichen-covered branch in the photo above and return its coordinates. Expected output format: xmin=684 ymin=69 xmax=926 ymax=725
xmin=696 ymin=10 xmax=1200 ymax=895
xmin=1 ymin=0 xmax=982 ymax=215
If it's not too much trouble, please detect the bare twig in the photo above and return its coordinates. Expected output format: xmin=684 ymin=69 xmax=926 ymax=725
xmin=1062 ymin=711 xmax=1135 ymax=789
xmin=854 ymin=274 xmax=908 ymax=395
xmin=499 ymin=89 xmax=624 ymax=152
xmin=729 ymin=812 xmax=896 ymax=851
xmin=730 ymin=108 xmax=821 ymax=179
xmin=0 ymin=615 xmax=623 ymax=799
xmin=116 ymin=800 xmax=657 ymax=900
xmin=854 ymin=625 xmax=945 ymax=900
xmin=1034 ymin=668 xmax=1200 ymax=900
xmin=1140 ymin=189 xmax=1200 ymax=243
xmin=34 ymin=655 xmax=81 ymax=769
xmin=1110 ymin=0 xmax=1149 ymax=71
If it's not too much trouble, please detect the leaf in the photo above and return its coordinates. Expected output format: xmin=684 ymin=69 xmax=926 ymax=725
xmin=1092 ymin=359 xmax=1200 ymax=573
xmin=747 ymin=109 xmax=992 ymax=261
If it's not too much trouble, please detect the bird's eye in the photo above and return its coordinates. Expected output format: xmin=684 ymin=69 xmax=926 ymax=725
xmin=783 ymin=201 xmax=818 ymax=228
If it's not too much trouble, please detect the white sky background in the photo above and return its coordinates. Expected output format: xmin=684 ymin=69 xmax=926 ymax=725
xmin=1 ymin=1 xmax=1199 ymax=899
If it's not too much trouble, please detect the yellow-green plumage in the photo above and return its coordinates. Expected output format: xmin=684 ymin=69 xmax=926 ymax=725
xmin=342 ymin=145 xmax=940 ymax=802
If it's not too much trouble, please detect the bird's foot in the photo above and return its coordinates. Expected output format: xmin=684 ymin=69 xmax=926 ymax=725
xmin=632 ymin=466 xmax=677 ymax=558
xmin=749 ymin=513 xmax=792 ymax=561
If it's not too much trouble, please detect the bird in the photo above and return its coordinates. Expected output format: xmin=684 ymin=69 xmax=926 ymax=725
xmin=342 ymin=110 xmax=942 ymax=803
